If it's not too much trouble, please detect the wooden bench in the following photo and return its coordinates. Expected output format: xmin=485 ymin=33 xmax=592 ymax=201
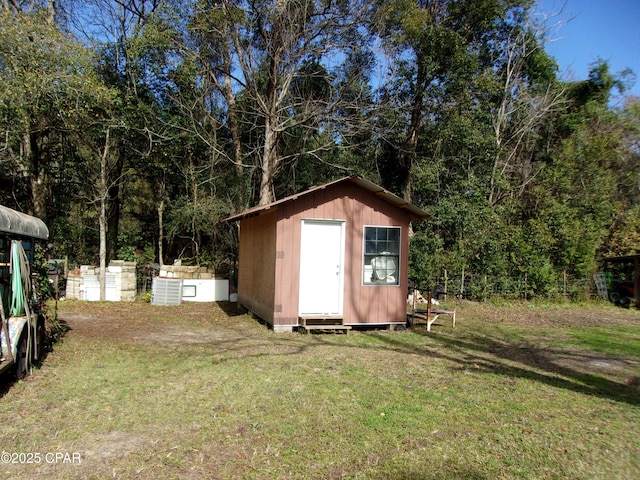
xmin=408 ymin=290 xmax=456 ymax=332
xmin=298 ymin=316 xmax=352 ymax=334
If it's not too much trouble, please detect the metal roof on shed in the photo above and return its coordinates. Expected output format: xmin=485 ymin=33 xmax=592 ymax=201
xmin=0 ymin=205 xmax=49 ymax=240
xmin=225 ymin=175 xmax=432 ymax=222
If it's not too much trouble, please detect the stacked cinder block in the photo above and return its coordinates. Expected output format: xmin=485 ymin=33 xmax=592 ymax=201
xmin=107 ymin=260 xmax=137 ymax=302
xmin=64 ymin=261 xmax=137 ymax=302
xmin=65 ymin=271 xmax=82 ymax=300
xmin=159 ymin=265 xmax=215 ymax=279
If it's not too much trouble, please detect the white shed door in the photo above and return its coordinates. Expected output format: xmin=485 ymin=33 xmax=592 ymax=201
xmin=299 ymin=220 xmax=345 ymax=316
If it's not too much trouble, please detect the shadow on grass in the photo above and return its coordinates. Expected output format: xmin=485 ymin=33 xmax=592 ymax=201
xmin=216 ymin=301 xmax=244 ymax=317
xmin=369 ymin=327 xmax=640 ymax=407
xmin=178 ymin=309 xmax=639 ymax=407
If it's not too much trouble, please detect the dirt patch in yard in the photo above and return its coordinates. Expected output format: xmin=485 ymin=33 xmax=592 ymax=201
xmin=59 ymin=299 xmax=640 ymax=342
xmin=82 ymin=431 xmax=152 ymax=462
xmin=58 ymin=301 xmax=259 ymax=345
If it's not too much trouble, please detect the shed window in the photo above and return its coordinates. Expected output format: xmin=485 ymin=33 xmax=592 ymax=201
xmin=363 ymin=226 xmax=400 ymax=285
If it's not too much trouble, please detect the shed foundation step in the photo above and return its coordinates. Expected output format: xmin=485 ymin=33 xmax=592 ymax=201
xmin=298 ymin=316 xmax=350 ymax=334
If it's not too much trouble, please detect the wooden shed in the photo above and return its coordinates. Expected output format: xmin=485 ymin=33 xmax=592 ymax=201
xmin=225 ymin=175 xmax=431 ymax=332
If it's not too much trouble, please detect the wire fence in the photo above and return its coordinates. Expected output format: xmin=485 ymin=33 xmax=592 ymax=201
xmin=418 ymin=272 xmax=595 ymax=302
xmin=136 ymin=263 xmax=159 ymax=296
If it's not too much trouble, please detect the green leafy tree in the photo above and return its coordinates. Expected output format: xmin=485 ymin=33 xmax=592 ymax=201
xmin=596 ymin=97 xmax=640 ymax=258
xmin=517 ymin=61 xmax=634 ymax=290
xmin=0 ymin=8 xmax=116 ymax=219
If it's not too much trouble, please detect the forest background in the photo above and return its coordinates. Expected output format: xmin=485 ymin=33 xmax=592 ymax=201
xmin=1 ymin=0 xmax=639 ymax=300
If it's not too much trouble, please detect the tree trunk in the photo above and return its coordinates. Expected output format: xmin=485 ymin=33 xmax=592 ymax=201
xmin=222 ymin=49 xmax=243 ymax=176
xmin=23 ymin=128 xmax=49 ymax=220
xmin=401 ymin=58 xmax=426 ymax=206
xmin=106 ymin=183 xmax=121 ymax=263
xmin=257 ymin=46 xmax=282 ymax=207
xmin=258 ymin=119 xmax=278 ymax=206
xmin=157 ymin=198 xmax=164 ymax=267
xmin=98 ymin=128 xmax=111 ymax=301
xmin=99 ymin=194 xmax=107 ymax=301
xmin=106 ymin=149 xmax=124 ymax=262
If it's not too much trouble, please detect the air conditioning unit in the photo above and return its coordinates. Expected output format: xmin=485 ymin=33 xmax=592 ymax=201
xmin=151 ymin=278 xmax=183 ymax=306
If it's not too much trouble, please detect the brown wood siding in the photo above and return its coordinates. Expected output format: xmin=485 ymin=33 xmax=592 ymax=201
xmin=237 ymin=212 xmax=277 ymax=325
xmin=270 ymin=182 xmax=410 ymax=326
xmin=272 ymin=204 xmax=302 ymax=326
xmin=344 ymin=185 xmax=409 ymax=325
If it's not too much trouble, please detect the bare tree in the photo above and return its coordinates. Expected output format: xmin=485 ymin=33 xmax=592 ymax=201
xmin=489 ymin=17 xmax=568 ymax=205
xmin=60 ymin=0 xmax=168 ymax=262
xmin=187 ymin=0 xmax=372 ymax=205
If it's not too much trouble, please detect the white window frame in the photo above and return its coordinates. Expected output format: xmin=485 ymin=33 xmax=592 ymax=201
xmin=362 ymin=225 xmax=401 ymax=286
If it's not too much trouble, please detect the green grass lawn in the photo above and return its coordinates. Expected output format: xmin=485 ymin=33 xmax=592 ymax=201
xmin=0 ymin=300 xmax=638 ymax=479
